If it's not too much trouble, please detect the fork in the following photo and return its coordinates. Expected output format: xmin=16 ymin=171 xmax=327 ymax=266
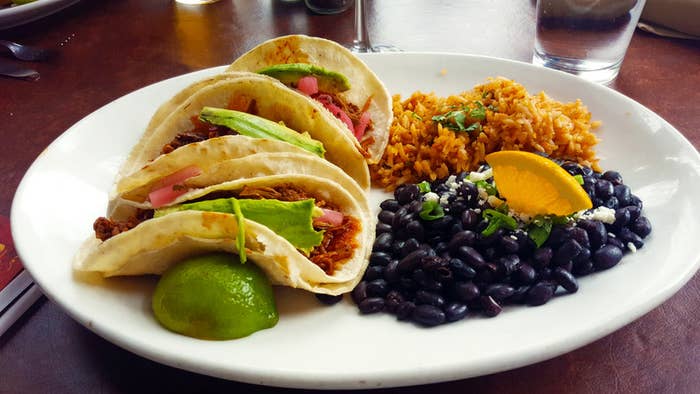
xmin=0 ymin=40 xmax=53 ymax=62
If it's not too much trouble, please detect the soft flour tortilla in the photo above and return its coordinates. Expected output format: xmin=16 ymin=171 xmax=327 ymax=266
xmin=108 ymin=137 xmax=369 ymax=220
xmin=75 ymin=174 xmax=373 ymax=295
xmin=227 ymin=34 xmax=392 ymax=164
xmin=119 ymin=72 xmax=370 ymax=190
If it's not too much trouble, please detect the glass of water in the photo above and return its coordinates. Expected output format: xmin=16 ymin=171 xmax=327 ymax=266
xmin=532 ymin=0 xmax=647 ymax=84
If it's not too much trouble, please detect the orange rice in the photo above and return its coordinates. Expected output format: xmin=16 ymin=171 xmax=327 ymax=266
xmin=370 ymin=77 xmax=601 ymax=190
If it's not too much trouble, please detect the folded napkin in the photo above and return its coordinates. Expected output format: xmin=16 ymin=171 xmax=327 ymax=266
xmin=640 ymin=0 xmax=700 ymax=39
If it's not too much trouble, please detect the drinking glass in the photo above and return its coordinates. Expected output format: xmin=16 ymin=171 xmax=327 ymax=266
xmin=532 ymin=0 xmax=647 ymax=84
xmin=346 ymin=0 xmax=400 ymax=53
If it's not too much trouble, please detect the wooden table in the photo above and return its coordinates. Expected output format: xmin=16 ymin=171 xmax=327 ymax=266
xmin=1 ymin=1 xmax=699 ymax=392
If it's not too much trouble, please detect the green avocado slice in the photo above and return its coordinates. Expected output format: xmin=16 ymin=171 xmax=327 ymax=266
xmin=199 ymin=107 xmax=326 ymax=158
xmin=154 ymin=198 xmax=324 ymax=254
xmin=257 ymin=63 xmax=351 ymax=93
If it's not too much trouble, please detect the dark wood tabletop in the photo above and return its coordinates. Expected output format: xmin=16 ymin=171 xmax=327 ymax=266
xmin=1 ymin=1 xmax=699 ymax=393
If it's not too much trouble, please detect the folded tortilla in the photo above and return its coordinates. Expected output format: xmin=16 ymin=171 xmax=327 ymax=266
xmin=119 ymin=72 xmax=370 ymax=190
xmin=108 ymin=135 xmax=369 ymax=220
xmin=75 ymin=174 xmax=373 ymax=295
xmin=227 ymin=34 xmax=392 ymax=164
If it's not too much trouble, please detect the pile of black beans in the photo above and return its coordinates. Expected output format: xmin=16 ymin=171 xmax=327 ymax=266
xmin=349 ymin=162 xmax=652 ymax=327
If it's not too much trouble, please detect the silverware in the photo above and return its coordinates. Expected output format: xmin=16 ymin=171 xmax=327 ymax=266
xmin=0 ymin=270 xmax=42 ymax=337
xmin=0 ymin=39 xmax=53 ymax=62
xmin=0 ymin=58 xmax=39 ymax=80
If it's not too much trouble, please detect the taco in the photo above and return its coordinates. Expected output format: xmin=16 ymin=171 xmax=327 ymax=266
xmin=119 ymin=72 xmax=370 ymax=190
xmin=108 ymin=134 xmax=369 ymax=221
xmin=227 ymin=34 xmax=392 ymax=164
xmin=75 ymin=174 xmax=373 ymax=295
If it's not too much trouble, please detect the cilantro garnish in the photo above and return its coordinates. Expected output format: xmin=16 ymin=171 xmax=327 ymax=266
xmin=475 ymin=180 xmax=497 ymax=196
xmin=481 ymin=209 xmax=517 ymax=236
xmin=417 ymin=181 xmax=431 ymax=193
xmin=431 ymin=101 xmax=486 ymax=133
xmin=419 ymin=200 xmax=445 ymax=221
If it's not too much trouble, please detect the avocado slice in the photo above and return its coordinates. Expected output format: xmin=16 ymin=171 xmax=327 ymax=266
xmin=199 ymin=107 xmax=325 ymax=158
xmin=155 ymin=198 xmax=324 ymax=254
xmin=257 ymin=63 xmax=351 ymax=93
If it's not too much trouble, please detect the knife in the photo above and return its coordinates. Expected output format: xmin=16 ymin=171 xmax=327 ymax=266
xmin=0 ymin=58 xmax=39 ymax=81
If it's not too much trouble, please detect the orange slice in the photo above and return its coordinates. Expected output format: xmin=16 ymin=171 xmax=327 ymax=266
xmin=485 ymin=151 xmax=592 ymax=216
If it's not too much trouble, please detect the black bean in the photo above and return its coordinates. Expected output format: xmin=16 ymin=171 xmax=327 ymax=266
xmin=411 ymin=304 xmax=446 ymax=326
xmin=399 ymin=238 xmax=421 ymax=257
xmin=358 ymin=297 xmax=385 ymax=314
xmin=458 ymin=182 xmax=479 ymax=206
xmin=396 ymin=301 xmax=416 ymax=320
xmin=399 ymin=277 xmax=417 ymax=291
xmin=383 ymin=260 xmax=400 ymax=283
xmin=480 ymin=296 xmax=502 ymax=317
xmin=363 ymin=266 xmax=384 ymax=281
xmin=602 ymin=170 xmax=623 ymax=185
xmin=392 ymin=206 xmax=412 ymax=229
xmin=453 ymin=281 xmax=480 ymax=301
xmin=405 ymin=220 xmax=426 ymax=241
xmin=476 ymin=228 xmax=502 ymax=247
xmin=369 ymin=251 xmax=392 ymax=266
xmin=618 ymin=227 xmax=644 ymax=249
xmin=614 ymin=184 xmax=632 ymax=206
xmin=427 ymin=215 xmax=454 ymax=230
xmin=592 ymin=244 xmax=623 ymax=270
xmin=630 ymin=216 xmax=652 ymax=238
xmin=456 ymin=246 xmax=486 ymax=268
xmin=448 ymin=230 xmax=477 ymax=253
xmin=415 ymin=290 xmax=446 ymax=308
xmin=562 ymin=162 xmax=582 ymax=175
xmin=532 ymin=247 xmax=553 ymax=268
xmin=553 ymin=239 xmax=583 ymax=265
xmin=582 ymin=220 xmax=608 ymax=250
xmin=398 ymin=249 xmax=429 ymax=273
xmin=434 ymin=241 xmax=449 ymax=255
xmin=351 ymin=281 xmax=368 ymax=304
xmin=497 ymin=254 xmax=520 ymax=276
xmin=384 ymin=290 xmax=405 ymax=313
xmin=526 ymin=281 xmax=556 ymax=306
xmin=569 ymin=227 xmax=590 ymax=249
xmin=515 ymin=263 xmax=536 ymax=285
xmin=625 ymin=205 xmax=641 ymax=222
xmin=376 ymin=222 xmax=393 ymax=234
xmin=445 ymin=302 xmax=469 ymax=322
xmin=572 ymin=247 xmax=591 ymax=264
xmin=572 ymin=259 xmax=594 ymax=276
xmin=380 ymin=199 xmax=401 ymax=212
xmin=395 ymin=184 xmax=420 ymax=205
xmin=611 ymin=208 xmax=631 ymax=231
xmin=486 ymin=284 xmax=515 ymax=301
xmin=595 ymin=179 xmax=614 ymax=199
xmin=474 ymin=263 xmax=500 ymax=285
xmin=509 ymin=285 xmax=531 ymax=304
xmin=378 ymin=210 xmax=395 ymax=225
xmin=449 ymin=258 xmax=476 ymax=280
xmin=498 ymin=234 xmax=520 ymax=254
xmin=316 ymin=293 xmax=343 ymax=305
xmin=603 ymin=196 xmax=619 ymax=209
xmin=449 ymin=201 xmax=468 ymax=216
xmin=366 ymin=279 xmax=389 ymax=297
xmin=553 ymin=267 xmax=578 ymax=293
xmin=372 ymin=232 xmax=393 ymax=252
xmin=461 ymin=210 xmax=481 ymax=229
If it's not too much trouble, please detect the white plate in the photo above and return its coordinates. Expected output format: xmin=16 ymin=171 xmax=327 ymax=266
xmin=12 ymin=53 xmax=700 ymax=389
xmin=0 ymin=0 xmax=80 ymax=30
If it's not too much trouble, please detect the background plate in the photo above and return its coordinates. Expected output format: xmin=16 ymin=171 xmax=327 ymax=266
xmin=11 ymin=53 xmax=700 ymax=389
xmin=0 ymin=0 xmax=80 ymax=30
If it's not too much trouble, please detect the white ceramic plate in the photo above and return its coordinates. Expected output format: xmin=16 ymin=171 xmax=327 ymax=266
xmin=12 ymin=53 xmax=700 ymax=389
xmin=0 ymin=0 xmax=80 ymax=30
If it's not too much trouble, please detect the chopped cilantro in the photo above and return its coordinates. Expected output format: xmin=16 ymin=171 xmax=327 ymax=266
xmin=411 ymin=112 xmax=423 ymax=120
xmin=419 ymin=200 xmax=445 ymax=221
xmin=475 ymin=180 xmax=497 ymax=195
xmin=431 ymin=101 xmax=486 ymax=134
xmin=469 ymin=101 xmax=486 ymax=120
xmin=417 ymin=181 xmax=431 ymax=193
xmin=573 ymin=174 xmax=584 ymax=185
xmin=481 ymin=209 xmax=517 ymax=236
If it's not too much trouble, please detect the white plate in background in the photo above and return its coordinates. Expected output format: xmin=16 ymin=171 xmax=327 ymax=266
xmin=0 ymin=0 xmax=80 ymax=30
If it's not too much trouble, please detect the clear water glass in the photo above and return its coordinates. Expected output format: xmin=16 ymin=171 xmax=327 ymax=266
xmin=532 ymin=0 xmax=647 ymax=84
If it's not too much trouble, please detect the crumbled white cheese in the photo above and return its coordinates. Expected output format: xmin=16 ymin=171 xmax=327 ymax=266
xmin=578 ymin=206 xmax=616 ymax=224
xmin=477 ymin=188 xmax=489 ymax=201
xmin=424 ymin=192 xmax=440 ymax=202
xmin=627 ymin=242 xmax=637 ymax=253
xmin=439 ymin=193 xmax=451 ymax=206
xmin=608 ymin=232 xmax=616 ymax=238
xmin=509 ymin=235 xmax=518 ymax=240
xmin=469 ymin=168 xmax=493 ymax=182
